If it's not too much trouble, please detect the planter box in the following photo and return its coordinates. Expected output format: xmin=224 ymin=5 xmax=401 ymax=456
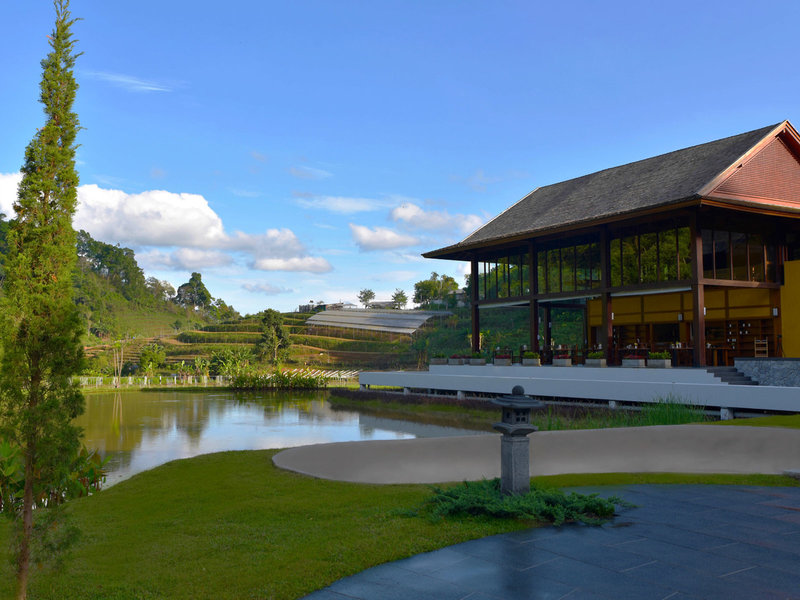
xmin=493 ymin=358 xmax=512 ymax=366
xmin=448 ymin=358 xmax=464 ymax=365
xmin=647 ymin=359 xmax=672 ymax=368
xmin=469 ymin=358 xmax=486 ymax=366
xmin=521 ymin=358 xmax=541 ymax=366
xmin=585 ymin=358 xmax=607 ymax=368
xmin=553 ymin=358 xmax=572 ymax=367
xmin=622 ymin=358 xmax=646 ymax=368
xmin=429 ymin=358 xmax=447 ymax=366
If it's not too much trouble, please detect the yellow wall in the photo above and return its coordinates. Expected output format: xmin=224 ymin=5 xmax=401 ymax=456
xmin=781 ymin=260 xmax=800 ymax=357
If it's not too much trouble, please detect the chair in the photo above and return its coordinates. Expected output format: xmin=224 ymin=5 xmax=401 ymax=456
xmin=754 ymin=339 xmax=768 ymax=357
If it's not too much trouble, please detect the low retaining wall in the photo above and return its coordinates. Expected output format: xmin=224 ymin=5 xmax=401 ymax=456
xmin=735 ymin=358 xmax=800 ymax=387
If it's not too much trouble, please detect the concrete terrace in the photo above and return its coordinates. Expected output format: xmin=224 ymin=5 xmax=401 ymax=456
xmin=359 ymin=364 xmax=800 ymax=416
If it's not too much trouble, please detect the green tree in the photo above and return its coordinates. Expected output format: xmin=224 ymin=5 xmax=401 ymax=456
xmin=0 ymin=3 xmax=85 ymax=596
xmin=392 ymin=288 xmax=408 ymax=309
xmin=174 ymin=272 xmax=212 ymax=309
xmin=357 ymin=288 xmax=375 ymax=308
xmin=413 ymin=272 xmax=459 ymax=306
xmin=256 ymin=309 xmax=290 ymax=363
xmin=139 ymin=343 xmax=166 ymax=376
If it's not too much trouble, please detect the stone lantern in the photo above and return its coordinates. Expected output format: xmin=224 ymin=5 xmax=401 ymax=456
xmin=491 ymin=385 xmax=544 ymax=495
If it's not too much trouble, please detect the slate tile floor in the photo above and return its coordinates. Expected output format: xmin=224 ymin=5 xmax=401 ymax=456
xmin=301 ymin=485 xmax=800 ymax=600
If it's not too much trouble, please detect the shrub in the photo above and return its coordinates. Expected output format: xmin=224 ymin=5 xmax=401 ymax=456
xmin=649 ymin=351 xmax=671 ymax=360
xmin=415 ymin=479 xmax=625 ymax=526
xmin=522 ymin=351 xmax=540 ymax=359
xmin=587 ymin=351 xmax=604 ymax=359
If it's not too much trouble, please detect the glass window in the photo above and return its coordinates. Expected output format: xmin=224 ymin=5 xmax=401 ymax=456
xmin=702 ymin=230 xmax=714 ymax=279
xmin=575 ymin=244 xmax=589 ymax=289
xmin=748 ymin=234 xmax=765 ymax=282
xmin=731 ymin=232 xmax=747 ymax=280
xmin=622 ymin=234 xmax=639 ymax=285
xmin=561 ymin=246 xmax=575 ymax=292
xmin=589 ymin=243 xmax=601 ymax=288
xmin=766 ymin=244 xmax=776 ymax=282
xmin=536 ymin=250 xmax=546 ymax=294
xmin=714 ymin=231 xmax=730 ymax=279
xmin=677 ymin=227 xmax=692 ymax=280
xmin=658 ymin=229 xmax=677 ymax=281
xmin=521 ymin=252 xmax=531 ymax=295
xmin=610 ymin=237 xmax=622 ymax=287
xmin=640 ymin=232 xmax=658 ymax=283
xmin=547 ymin=249 xmax=560 ymax=293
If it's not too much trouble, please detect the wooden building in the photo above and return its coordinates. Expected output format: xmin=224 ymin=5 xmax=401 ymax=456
xmin=424 ymin=121 xmax=800 ymax=366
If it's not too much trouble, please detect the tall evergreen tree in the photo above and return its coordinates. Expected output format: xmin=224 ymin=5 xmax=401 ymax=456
xmin=0 ymin=3 xmax=85 ymax=597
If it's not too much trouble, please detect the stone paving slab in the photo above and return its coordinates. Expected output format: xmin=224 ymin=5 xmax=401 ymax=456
xmin=301 ymin=485 xmax=800 ymax=600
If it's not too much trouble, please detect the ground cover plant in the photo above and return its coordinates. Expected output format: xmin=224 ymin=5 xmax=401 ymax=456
xmin=414 ymin=479 xmax=626 ymax=525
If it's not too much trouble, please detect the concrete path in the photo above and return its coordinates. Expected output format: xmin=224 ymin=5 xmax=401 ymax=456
xmin=301 ymin=484 xmax=800 ymax=600
xmin=273 ymin=425 xmax=800 ymax=484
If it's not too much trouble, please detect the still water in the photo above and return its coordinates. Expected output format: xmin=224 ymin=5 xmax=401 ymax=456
xmin=76 ymin=390 xmax=480 ymax=486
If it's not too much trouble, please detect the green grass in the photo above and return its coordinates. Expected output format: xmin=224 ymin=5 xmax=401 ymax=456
xmin=2 ymin=453 xmax=796 ymax=599
xmin=712 ymin=413 xmax=800 ymax=429
xmin=0 ymin=451 xmax=527 ymax=600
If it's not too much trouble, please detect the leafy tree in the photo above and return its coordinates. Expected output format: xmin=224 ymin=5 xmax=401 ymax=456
xmin=256 ymin=309 xmax=290 ymax=363
xmin=145 ymin=276 xmax=175 ymax=302
xmin=0 ymin=3 xmax=86 ymax=596
xmin=413 ymin=272 xmax=459 ymax=306
xmin=174 ymin=272 xmax=212 ymax=309
xmin=0 ymin=213 xmax=10 ymax=285
xmin=392 ymin=288 xmax=408 ymax=309
xmin=139 ymin=343 xmax=166 ymax=376
xmin=208 ymin=297 xmax=240 ymax=322
xmin=357 ymin=288 xmax=375 ymax=308
xmin=76 ymin=230 xmax=147 ymax=301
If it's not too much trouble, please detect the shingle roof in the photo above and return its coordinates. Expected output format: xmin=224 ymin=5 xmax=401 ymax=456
xmin=425 ymin=123 xmax=782 ymax=258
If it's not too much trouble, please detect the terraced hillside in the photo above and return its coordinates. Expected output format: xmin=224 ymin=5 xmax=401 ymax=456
xmin=85 ymin=312 xmax=417 ymax=373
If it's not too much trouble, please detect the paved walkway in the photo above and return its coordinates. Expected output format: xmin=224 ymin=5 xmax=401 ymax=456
xmin=301 ymin=484 xmax=800 ymax=600
xmin=274 ymin=425 xmax=800 ymax=483
xmin=276 ymin=425 xmax=800 ymax=599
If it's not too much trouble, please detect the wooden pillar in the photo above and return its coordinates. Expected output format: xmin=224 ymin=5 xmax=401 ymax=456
xmin=471 ymin=259 xmax=480 ymax=352
xmin=690 ymin=213 xmax=706 ymax=366
xmin=600 ymin=227 xmax=613 ymax=360
xmin=529 ymin=243 xmax=539 ymax=352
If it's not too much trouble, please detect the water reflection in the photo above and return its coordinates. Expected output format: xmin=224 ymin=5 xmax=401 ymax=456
xmin=76 ymin=390 xmax=480 ymax=486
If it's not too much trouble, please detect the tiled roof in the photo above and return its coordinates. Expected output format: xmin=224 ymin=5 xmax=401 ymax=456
xmin=426 ymin=123 xmax=782 ymax=257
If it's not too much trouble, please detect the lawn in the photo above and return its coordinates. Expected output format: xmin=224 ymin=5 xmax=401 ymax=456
xmin=712 ymin=413 xmax=800 ymax=429
xmin=1 ymin=449 xmax=797 ymax=600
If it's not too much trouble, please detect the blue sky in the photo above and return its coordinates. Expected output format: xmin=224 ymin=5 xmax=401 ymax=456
xmin=1 ymin=1 xmax=799 ymax=314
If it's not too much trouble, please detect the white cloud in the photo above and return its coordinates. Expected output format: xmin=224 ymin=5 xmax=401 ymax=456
xmin=75 ymin=185 xmax=229 ymax=248
xmin=288 ymin=166 xmax=332 ymax=180
xmin=242 ymin=282 xmax=292 ymax=295
xmin=0 ymin=177 xmax=331 ymax=274
xmin=139 ymin=248 xmax=233 ymax=270
xmin=349 ymin=223 xmax=419 ymax=251
xmin=296 ymin=195 xmax=383 ymax=214
xmin=390 ymin=202 xmax=484 ymax=235
xmin=84 ymin=70 xmax=173 ymax=93
xmin=251 ymin=256 xmax=332 ymax=273
xmin=0 ymin=172 xmax=21 ymax=217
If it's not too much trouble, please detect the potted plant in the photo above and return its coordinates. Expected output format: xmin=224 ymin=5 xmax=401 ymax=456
xmin=585 ymin=350 xmax=607 ymax=368
xmin=622 ymin=353 xmax=646 ymax=368
xmin=430 ymin=352 xmax=447 ymax=366
xmin=448 ymin=353 xmax=465 ymax=365
xmin=469 ymin=351 xmax=486 ymax=366
xmin=647 ymin=351 xmax=672 ymax=368
xmin=493 ymin=352 xmax=512 ymax=366
xmin=553 ymin=352 xmax=572 ymax=367
xmin=521 ymin=351 xmax=540 ymax=366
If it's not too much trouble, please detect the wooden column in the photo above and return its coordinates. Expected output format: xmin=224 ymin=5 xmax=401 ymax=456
xmin=471 ymin=259 xmax=480 ymax=352
xmin=529 ymin=243 xmax=539 ymax=352
xmin=690 ymin=213 xmax=706 ymax=366
xmin=600 ymin=227 xmax=613 ymax=360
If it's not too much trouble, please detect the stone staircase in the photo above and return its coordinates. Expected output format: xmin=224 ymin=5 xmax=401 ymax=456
xmin=706 ymin=366 xmax=758 ymax=386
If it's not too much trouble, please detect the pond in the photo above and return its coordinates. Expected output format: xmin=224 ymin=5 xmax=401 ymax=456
xmin=76 ymin=390 xmax=482 ymax=486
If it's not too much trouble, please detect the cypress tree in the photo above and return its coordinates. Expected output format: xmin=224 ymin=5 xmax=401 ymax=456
xmin=0 ymin=2 xmax=85 ymax=597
